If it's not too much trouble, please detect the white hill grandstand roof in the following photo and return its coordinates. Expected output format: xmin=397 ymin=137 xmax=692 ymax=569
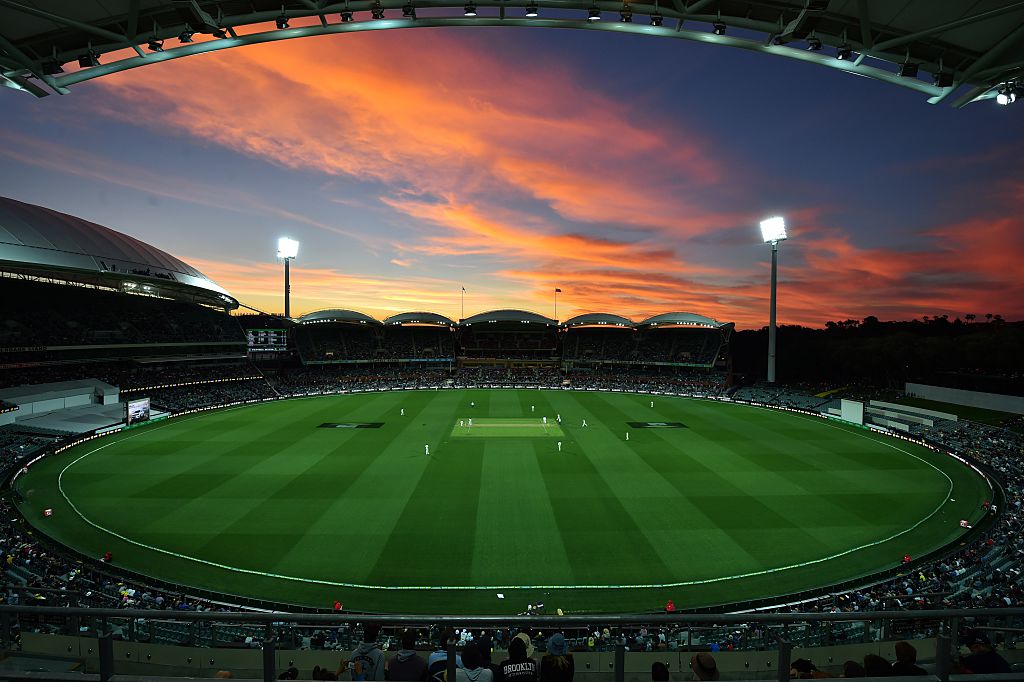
xmin=0 ymin=196 xmax=236 ymax=308
xmin=562 ymin=313 xmax=634 ymax=328
xmin=298 ymin=309 xmax=381 ymax=325
xmin=636 ymin=312 xmax=729 ymax=328
xmin=461 ymin=309 xmax=557 ymax=326
xmin=382 ymin=312 xmax=455 ymax=326
xmin=1 ymin=2 xmax=1021 ymax=107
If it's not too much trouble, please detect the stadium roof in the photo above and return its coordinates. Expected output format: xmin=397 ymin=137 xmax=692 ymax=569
xmin=298 ymin=309 xmax=381 ymax=325
xmin=0 ymin=195 xmax=237 ymax=309
xmin=636 ymin=312 xmax=729 ymax=328
xmin=382 ymin=312 xmax=455 ymax=326
xmin=562 ymin=313 xmax=634 ymax=328
xmin=461 ymin=309 xmax=557 ymax=326
xmin=1 ymin=2 xmax=1022 ymax=107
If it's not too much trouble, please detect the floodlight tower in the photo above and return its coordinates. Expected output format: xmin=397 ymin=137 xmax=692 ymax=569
xmin=277 ymin=237 xmax=299 ymax=319
xmin=760 ymin=216 xmax=787 ymax=385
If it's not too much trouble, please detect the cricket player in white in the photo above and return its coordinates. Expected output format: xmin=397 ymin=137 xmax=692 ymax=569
xmin=582 ymin=419 xmax=588 ymax=427
xmin=557 ymin=441 xmax=562 ymax=452
xmin=542 ymin=416 xmax=547 ymax=425
xmin=556 ymin=414 xmax=561 ymax=423
xmin=650 ymin=401 xmax=654 ymax=408
xmin=626 ymin=432 xmax=629 ymax=441
xmin=401 ymin=408 xmax=405 ymax=416
xmin=424 ymin=444 xmax=429 ymax=456
xmin=468 ymin=418 xmax=473 ymax=427
xmin=531 ymin=405 xmax=535 ymax=412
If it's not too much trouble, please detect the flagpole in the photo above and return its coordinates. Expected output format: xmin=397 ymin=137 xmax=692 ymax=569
xmin=461 ymin=286 xmax=465 ymax=321
xmin=554 ymin=288 xmax=558 ymax=320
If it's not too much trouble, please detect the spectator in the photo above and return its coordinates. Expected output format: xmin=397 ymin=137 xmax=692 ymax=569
xmin=841 ymin=660 xmax=864 ymax=677
xmin=891 ymin=641 xmax=926 ymax=676
xmin=540 ymin=633 xmax=574 ymax=682
xmin=455 ymin=642 xmax=493 ymax=682
xmin=388 ymin=629 xmax=427 ymax=681
xmin=651 ymin=662 xmax=670 ymax=681
xmin=958 ymin=631 xmax=1011 ymax=674
xmin=427 ymin=629 xmax=462 ymax=682
xmin=862 ymin=654 xmax=892 ymax=678
xmin=499 ymin=634 xmax=537 ymax=682
xmin=351 ymin=623 xmax=386 ymax=681
xmin=687 ymin=654 xmax=718 ymax=681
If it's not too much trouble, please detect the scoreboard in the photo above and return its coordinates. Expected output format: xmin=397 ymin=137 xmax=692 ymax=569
xmin=247 ymin=328 xmax=289 ymax=351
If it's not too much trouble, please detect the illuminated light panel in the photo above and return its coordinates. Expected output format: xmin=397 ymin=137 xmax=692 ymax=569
xmin=760 ymin=216 xmax=787 ymax=243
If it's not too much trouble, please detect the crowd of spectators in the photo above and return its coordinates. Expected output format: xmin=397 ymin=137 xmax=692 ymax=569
xmin=0 ymin=279 xmax=244 ymax=349
xmin=0 ymin=362 xmax=262 ymax=393
xmin=296 ymin=326 xmax=456 ymax=364
xmin=562 ymin=328 xmax=724 ymax=367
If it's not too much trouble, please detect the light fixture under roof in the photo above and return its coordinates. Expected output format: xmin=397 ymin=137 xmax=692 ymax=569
xmin=836 ymin=44 xmax=852 ymax=60
xmin=996 ymin=84 xmax=1017 ymax=105
xmin=525 ymin=3 xmax=538 ymax=16
xmin=619 ymin=5 xmax=632 ymax=21
xmin=178 ymin=28 xmax=195 ymax=42
xmin=275 ymin=14 xmax=289 ymax=29
xmin=650 ymin=12 xmax=662 ymax=26
xmin=588 ymin=7 xmax=600 ymax=20
xmin=371 ymin=2 xmax=385 ymax=18
xmin=403 ymin=3 xmax=416 ymax=18
xmin=340 ymin=8 xmax=353 ymax=21
xmin=806 ymin=36 xmax=821 ymax=50
xmin=712 ymin=21 xmax=726 ymax=35
xmin=898 ymin=61 xmax=919 ymax=78
xmin=147 ymin=38 xmax=164 ymax=52
xmin=77 ymin=51 xmax=100 ymax=68
xmin=464 ymin=3 xmax=477 ymax=15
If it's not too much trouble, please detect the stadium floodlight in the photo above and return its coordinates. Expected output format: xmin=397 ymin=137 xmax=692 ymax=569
xmin=650 ymin=12 xmax=663 ymax=26
xmin=277 ymin=237 xmax=299 ymax=319
xmin=277 ymin=237 xmax=299 ymax=259
xmin=836 ymin=45 xmax=852 ymax=60
xmin=525 ymin=3 xmax=538 ymax=16
xmin=464 ymin=3 xmax=477 ymax=16
xmin=996 ymin=85 xmax=1016 ymax=106
xmin=760 ymin=216 xmax=788 ymax=385
xmin=276 ymin=14 xmax=290 ymax=29
xmin=588 ymin=7 xmax=601 ymax=20
xmin=760 ymin=216 xmax=787 ymax=244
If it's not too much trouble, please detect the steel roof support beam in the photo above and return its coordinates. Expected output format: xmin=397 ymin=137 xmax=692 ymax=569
xmin=0 ymin=0 xmax=144 ymax=57
xmin=49 ymin=16 xmax=944 ymax=101
xmin=0 ymin=32 xmax=68 ymax=94
xmin=873 ymin=1 xmax=1024 ymax=53
xmin=856 ymin=0 xmax=873 ymax=48
xmin=932 ymin=20 xmax=1024 ymax=105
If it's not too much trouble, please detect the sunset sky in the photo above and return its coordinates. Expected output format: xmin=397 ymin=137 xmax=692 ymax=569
xmin=1 ymin=26 xmax=1022 ymax=328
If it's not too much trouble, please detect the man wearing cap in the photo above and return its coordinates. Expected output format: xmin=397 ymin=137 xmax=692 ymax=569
xmin=958 ymin=631 xmax=1011 ymax=674
xmin=540 ymin=633 xmax=574 ymax=682
xmin=688 ymin=653 xmax=719 ymax=681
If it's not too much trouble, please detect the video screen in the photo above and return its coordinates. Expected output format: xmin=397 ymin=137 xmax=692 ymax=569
xmin=126 ymin=398 xmax=151 ymax=425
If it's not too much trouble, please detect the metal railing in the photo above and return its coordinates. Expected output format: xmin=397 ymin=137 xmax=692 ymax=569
xmin=3 ymin=605 xmax=1024 ymax=682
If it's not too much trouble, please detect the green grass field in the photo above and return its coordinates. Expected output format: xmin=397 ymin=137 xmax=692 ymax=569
xmin=15 ymin=389 xmax=990 ymax=614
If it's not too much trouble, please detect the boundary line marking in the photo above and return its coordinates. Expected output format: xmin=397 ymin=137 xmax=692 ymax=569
xmin=52 ymin=395 xmax=959 ymax=592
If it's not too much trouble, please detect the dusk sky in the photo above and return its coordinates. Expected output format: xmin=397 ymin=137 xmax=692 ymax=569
xmin=1 ymin=25 xmax=1022 ymax=328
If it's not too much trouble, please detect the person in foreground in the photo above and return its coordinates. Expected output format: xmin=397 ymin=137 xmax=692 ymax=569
xmin=540 ymin=633 xmax=574 ymax=682
xmin=500 ymin=634 xmax=538 ymax=682
xmin=350 ymin=623 xmax=386 ymax=680
xmin=957 ymin=630 xmax=1011 ymax=674
xmin=455 ymin=642 xmax=493 ymax=682
xmin=388 ymin=629 xmax=427 ymax=681
xmin=688 ymin=653 xmax=718 ymax=681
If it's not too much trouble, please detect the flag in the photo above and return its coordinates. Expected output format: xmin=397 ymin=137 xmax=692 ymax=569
xmin=554 ymin=288 xmax=562 ymax=293
xmin=461 ymin=286 xmax=466 ymax=292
